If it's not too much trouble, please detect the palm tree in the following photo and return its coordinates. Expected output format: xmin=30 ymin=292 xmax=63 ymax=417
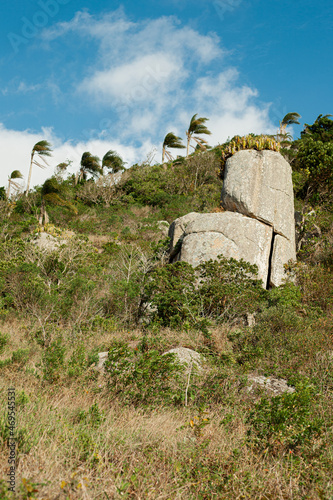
xmin=278 ymin=112 xmax=301 ymax=138
xmin=186 ymin=114 xmax=211 ymax=157
xmin=25 ymin=140 xmax=52 ymax=195
xmin=7 ymin=170 xmax=23 ymax=198
xmin=79 ymin=152 xmax=102 ymax=181
xmin=162 ymin=133 xmax=185 ymax=163
xmin=102 ymin=150 xmax=126 ymax=174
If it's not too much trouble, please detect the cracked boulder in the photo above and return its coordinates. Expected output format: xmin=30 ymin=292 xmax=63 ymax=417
xmin=170 ymin=212 xmax=272 ymax=285
xmin=221 ymin=150 xmax=295 ymax=243
xmin=221 ymin=149 xmax=296 ymax=287
xmin=168 ymin=150 xmax=296 ymax=288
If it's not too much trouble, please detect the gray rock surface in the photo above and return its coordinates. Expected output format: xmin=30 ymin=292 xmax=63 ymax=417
xmin=94 ymin=352 xmax=109 ymax=373
xmin=179 ymin=212 xmax=272 ymax=285
xmin=221 ymin=150 xmax=295 ymax=245
xmin=168 ymin=212 xmax=199 ymax=255
xmin=270 ymin=234 xmax=296 ymax=287
xmin=32 ymin=232 xmax=68 ymax=252
xmin=247 ymin=375 xmax=295 ymax=395
xmin=169 ymin=150 xmax=297 ymax=288
xmin=162 ymin=347 xmax=204 ymax=371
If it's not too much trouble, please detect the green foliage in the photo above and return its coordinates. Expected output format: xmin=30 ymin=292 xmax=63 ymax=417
xmin=198 ymin=257 xmax=266 ymax=319
xmin=11 ymin=348 xmax=30 ymax=366
xmin=0 ymin=480 xmax=14 ymax=499
xmin=102 ymin=149 xmax=126 ymax=173
xmin=294 ymin=138 xmax=333 ymax=200
xmin=144 ymin=261 xmax=197 ymax=328
xmin=281 ymin=112 xmax=301 ymax=126
xmin=77 ymin=402 xmax=105 ymax=428
xmin=301 ymin=114 xmax=333 ymax=142
xmin=104 ymin=342 xmax=185 ymax=406
xmin=145 ymin=256 xmax=266 ymax=328
xmin=0 ymin=332 xmax=9 ymax=354
xmin=67 ymin=343 xmax=87 ymax=378
xmin=16 ymin=390 xmax=30 ymax=407
xmin=42 ymin=176 xmax=77 ymax=213
xmin=247 ymin=384 xmax=324 ymax=451
xmin=80 ymin=151 xmax=102 ymax=179
xmin=42 ymin=337 xmax=66 ymax=382
xmin=267 ymin=282 xmax=302 ymax=309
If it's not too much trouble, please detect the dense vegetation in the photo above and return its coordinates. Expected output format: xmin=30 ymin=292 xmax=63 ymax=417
xmin=0 ymin=115 xmax=333 ymax=499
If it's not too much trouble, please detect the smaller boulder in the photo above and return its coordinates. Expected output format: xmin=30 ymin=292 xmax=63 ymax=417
xmin=162 ymin=347 xmax=204 ymax=372
xmin=94 ymin=352 xmax=109 ymax=374
xmin=32 ymin=232 xmax=68 ymax=252
xmin=247 ymin=375 xmax=295 ymax=395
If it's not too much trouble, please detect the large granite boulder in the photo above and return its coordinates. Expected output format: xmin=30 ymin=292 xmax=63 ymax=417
xmin=169 ymin=212 xmax=199 ymax=256
xmin=168 ymin=150 xmax=296 ymax=288
xmin=221 ymin=150 xmax=295 ymax=244
xmin=221 ymin=150 xmax=296 ymax=286
xmin=175 ymin=212 xmax=272 ymax=285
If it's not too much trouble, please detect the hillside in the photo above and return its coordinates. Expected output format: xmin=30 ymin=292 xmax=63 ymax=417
xmin=0 ymin=119 xmax=333 ymax=499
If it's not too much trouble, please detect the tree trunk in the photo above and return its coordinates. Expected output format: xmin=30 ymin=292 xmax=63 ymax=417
xmin=25 ymin=152 xmax=34 ymax=195
xmin=162 ymin=146 xmax=165 ymax=163
xmin=6 ymin=180 xmax=11 ymax=199
xmin=186 ymin=132 xmax=191 ymax=157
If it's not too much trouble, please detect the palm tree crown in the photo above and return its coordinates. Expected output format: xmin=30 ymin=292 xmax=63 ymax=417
xmin=80 ymin=152 xmax=102 ymax=180
xmin=186 ymin=114 xmax=211 ymax=156
xmin=102 ymin=150 xmax=126 ymax=174
xmin=7 ymin=170 xmax=23 ymax=198
xmin=279 ymin=112 xmax=301 ymax=138
xmin=25 ymin=140 xmax=52 ymax=195
xmin=162 ymin=132 xmax=185 ymax=163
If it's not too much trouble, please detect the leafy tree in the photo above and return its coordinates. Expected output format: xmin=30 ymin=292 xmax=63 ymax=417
xmin=25 ymin=140 xmax=52 ymax=195
xmin=0 ymin=187 xmax=5 ymax=200
xmin=55 ymin=160 xmax=72 ymax=179
xmin=7 ymin=170 xmax=23 ymax=198
xmin=42 ymin=176 xmax=77 ymax=213
xmin=162 ymin=132 xmax=185 ymax=163
xmin=301 ymin=114 xmax=333 ymax=142
xmin=295 ymin=138 xmax=333 ymax=200
xmin=102 ymin=150 xmax=126 ymax=174
xmin=186 ymin=114 xmax=211 ymax=157
xmin=79 ymin=152 xmax=102 ymax=181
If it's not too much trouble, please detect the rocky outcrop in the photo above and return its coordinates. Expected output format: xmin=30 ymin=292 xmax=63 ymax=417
xmin=162 ymin=347 xmax=204 ymax=372
xmin=169 ymin=150 xmax=296 ymax=288
xmin=173 ymin=212 xmax=272 ymax=284
xmin=246 ymin=375 xmax=295 ymax=395
xmin=169 ymin=212 xmax=199 ymax=258
xmin=221 ymin=150 xmax=295 ymax=243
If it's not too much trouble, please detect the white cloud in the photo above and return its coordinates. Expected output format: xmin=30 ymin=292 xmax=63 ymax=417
xmin=1 ymin=9 xmax=277 ymax=175
xmin=0 ymin=124 xmax=157 ymax=190
xmin=79 ymin=53 xmax=182 ymax=104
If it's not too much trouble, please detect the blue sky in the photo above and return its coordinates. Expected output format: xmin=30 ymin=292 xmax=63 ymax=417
xmin=0 ymin=0 xmax=332 ymax=189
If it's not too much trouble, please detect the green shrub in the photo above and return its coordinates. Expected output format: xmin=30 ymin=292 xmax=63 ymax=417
xmin=42 ymin=337 xmax=66 ymax=382
xmin=247 ymin=384 xmax=324 ymax=452
xmin=0 ymin=332 xmax=9 ymax=354
xmin=104 ymin=342 xmax=185 ymax=406
xmin=76 ymin=402 xmax=105 ymax=428
xmin=67 ymin=343 xmax=86 ymax=378
xmin=11 ymin=348 xmax=30 ymax=366
xmin=145 ymin=256 xmax=266 ymax=328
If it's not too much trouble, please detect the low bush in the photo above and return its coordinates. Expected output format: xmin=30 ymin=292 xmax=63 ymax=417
xmin=247 ymin=383 xmax=324 ymax=453
xmin=104 ymin=341 xmax=185 ymax=406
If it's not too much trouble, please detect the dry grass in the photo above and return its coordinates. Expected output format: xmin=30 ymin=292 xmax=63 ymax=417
xmin=1 ymin=319 xmax=333 ymax=499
